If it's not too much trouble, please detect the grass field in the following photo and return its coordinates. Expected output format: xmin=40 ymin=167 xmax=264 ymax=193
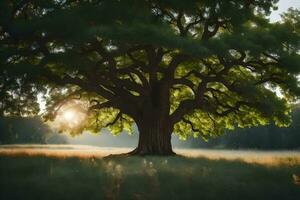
xmin=1 ymin=145 xmax=300 ymax=200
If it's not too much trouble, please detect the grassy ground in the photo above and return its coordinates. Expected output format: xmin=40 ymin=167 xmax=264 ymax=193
xmin=1 ymin=146 xmax=300 ymax=200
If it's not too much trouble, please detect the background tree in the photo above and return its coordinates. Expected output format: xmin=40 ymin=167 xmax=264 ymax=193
xmin=0 ymin=116 xmax=67 ymax=144
xmin=0 ymin=0 xmax=299 ymax=155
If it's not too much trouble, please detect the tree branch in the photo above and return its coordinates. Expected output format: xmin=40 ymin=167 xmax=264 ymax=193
xmin=182 ymin=117 xmax=201 ymax=132
xmin=106 ymin=111 xmax=123 ymax=127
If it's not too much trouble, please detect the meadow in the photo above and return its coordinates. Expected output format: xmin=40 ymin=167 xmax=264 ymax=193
xmin=1 ymin=145 xmax=300 ymax=200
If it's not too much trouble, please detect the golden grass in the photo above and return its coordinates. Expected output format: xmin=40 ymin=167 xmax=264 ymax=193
xmin=1 ymin=145 xmax=300 ymax=166
xmin=0 ymin=145 xmax=129 ymax=158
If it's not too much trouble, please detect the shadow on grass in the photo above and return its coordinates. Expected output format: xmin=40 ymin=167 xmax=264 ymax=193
xmin=0 ymin=155 xmax=300 ymax=200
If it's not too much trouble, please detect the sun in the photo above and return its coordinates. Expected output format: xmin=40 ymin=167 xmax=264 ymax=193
xmin=63 ymin=110 xmax=76 ymax=122
xmin=50 ymin=101 xmax=88 ymax=132
xmin=59 ymin=108 xmax=85 ymax=128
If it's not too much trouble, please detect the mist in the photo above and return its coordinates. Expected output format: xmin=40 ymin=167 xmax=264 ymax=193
xmin=65 ymin=129 xmax=190 ymax=149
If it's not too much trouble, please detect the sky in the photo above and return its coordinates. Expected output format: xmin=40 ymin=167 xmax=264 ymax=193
xmin=270 ymin=0 xmax=300 ymax=21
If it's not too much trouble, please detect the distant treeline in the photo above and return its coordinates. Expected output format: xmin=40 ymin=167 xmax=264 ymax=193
xmin=0 ymin=117 xmax=66 ymax=144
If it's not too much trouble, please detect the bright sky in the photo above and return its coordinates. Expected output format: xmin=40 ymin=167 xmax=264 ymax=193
xmin=270 ymin=0 xmax=300 ymax=22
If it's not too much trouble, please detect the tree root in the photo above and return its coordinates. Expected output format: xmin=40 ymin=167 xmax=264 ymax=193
xmin=103 ymin=148 xmax=177 ymax=159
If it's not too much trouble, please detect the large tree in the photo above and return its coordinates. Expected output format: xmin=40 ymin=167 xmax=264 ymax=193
xmin=0 ymin=0 xmax=299 ymax=155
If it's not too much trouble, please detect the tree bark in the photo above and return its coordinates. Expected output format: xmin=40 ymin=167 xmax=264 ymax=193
xmin=130 ymin=117 xmax=174 ymax=155
xmin=124 ymin=79 xmax=176 ymax=156
xmin=129 ymin=93 xmax=175 ymax=156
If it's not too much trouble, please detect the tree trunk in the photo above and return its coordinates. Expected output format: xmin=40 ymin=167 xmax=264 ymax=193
xmin=127 ymin=82 xmax=175 ymax=156
xmin=130 ymin=109 xmax=175 ymax=156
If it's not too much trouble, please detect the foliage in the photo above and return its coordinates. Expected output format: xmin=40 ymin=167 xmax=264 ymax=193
xmin=186 ymin=105 xmax=300 ymax=149
xmin=0 ymin=0 xmax=299 ymax=142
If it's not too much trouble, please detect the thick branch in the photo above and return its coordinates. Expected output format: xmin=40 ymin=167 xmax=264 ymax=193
xmin=88 ymin=101 xmax=114 ymax=112
xmin=182 ymin=117 xmax=201 ymax=132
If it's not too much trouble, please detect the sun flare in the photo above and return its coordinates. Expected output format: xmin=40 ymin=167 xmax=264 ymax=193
xmin=63 ymin=110 xmax=76 ymax=122
xmin=50 ymin=101 xmax=88 ymax=132
xmin=59 ymin=108 xmax=86 ymax=127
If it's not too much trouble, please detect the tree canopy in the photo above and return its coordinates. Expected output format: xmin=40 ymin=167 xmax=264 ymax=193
xmin=177 ymin=105 xmax=300 ymax=149
xmin=0 ymin=0 xmax=299 ymax=154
